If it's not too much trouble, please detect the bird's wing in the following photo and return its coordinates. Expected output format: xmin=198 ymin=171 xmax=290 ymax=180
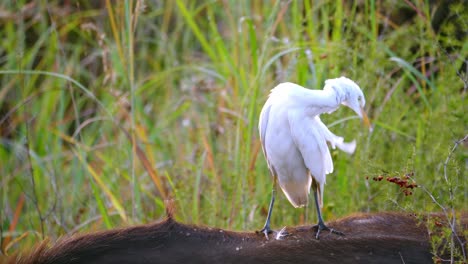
xmin=288 ymin=110 xmax=331 ymax=201
xmin=258 ymin=102 xmax=275 ymax=175
xmin=314 ymin=116 xmax=356 ymax=154
xmin=259 ymin=103 xmax=271 ymax=148
xmin=288 ymin=111 xmax=331 ymax=207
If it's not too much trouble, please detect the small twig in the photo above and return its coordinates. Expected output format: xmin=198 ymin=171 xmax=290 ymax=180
xmin=69 ymin=212 xmax=121 ymax=234
xmin=270 ymin=0 xmax=292 ymax=36
xmin=436 ymin=42 xmax=468 ymax=91
xmin=443 ymin=135 xmax=467 ymax=189
xmin=403 ymin=0 xmax=426 ymax=20
xmin=417 ymin=183 xmax=466 ymax=262
xmin=417 ymin=135 xmax=468 ymax=262
xmin=443 ymin=135 xmax=468 ymax=262
xmin=24 ymin=113 xmax=45 ymax=239
xmin=14 ymin=46 xmax=46 ymax=239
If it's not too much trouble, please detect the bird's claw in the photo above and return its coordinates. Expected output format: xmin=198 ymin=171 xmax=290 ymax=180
xmin=312 ymin=223 xmax=344 ymax=240
xmin=258 ymin=226 xmax=273 ymax=240
xmin=258 ymin=226 xmax=289 ymax=240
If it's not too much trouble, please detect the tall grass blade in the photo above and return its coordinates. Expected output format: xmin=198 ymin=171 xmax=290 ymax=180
xmin=74 ymin=150 xmax=128 ymax=223
xmin=175 ymin=0 xmax=217 ymax=61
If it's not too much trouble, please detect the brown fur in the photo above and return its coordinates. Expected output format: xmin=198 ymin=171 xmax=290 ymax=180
xmin=5 ymin=212 xmax=467 ymax=264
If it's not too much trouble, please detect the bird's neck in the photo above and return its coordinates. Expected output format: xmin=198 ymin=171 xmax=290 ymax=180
xmin=299 ymin=88 xmax=342 ymax=116
xmin=325 ymin=84 xmax=348 ymax=104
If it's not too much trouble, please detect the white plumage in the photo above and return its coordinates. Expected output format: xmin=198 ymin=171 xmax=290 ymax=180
xmin=258 ymin=76 xmax=369 ymax=239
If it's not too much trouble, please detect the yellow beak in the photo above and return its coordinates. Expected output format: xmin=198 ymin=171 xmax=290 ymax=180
xmin=361 ymin=107 xmax=371 ymax=129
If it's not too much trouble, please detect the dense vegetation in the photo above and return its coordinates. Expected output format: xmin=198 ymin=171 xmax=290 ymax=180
xmin=1 ymin=1 xmax=466 ymax=261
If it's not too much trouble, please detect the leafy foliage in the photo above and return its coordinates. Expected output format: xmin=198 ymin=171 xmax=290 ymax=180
xmin=1 ymin=1 xmax=466 ymax=259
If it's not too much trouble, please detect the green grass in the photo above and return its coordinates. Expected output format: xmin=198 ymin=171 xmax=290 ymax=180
xmin=1 ymin=0 xmax=467 ymax=261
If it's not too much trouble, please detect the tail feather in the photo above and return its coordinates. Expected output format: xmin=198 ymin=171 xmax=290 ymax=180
xmin=279 ymin=177 xmax=312 ymax=208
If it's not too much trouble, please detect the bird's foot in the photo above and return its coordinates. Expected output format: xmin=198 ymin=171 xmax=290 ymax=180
xmin=257 ymin=225 xmax=289 ymax=240
xmin=312 ymin=222 xmax=344 ymax=240
xmin=257 ymin=225 xmax=273 ymax=240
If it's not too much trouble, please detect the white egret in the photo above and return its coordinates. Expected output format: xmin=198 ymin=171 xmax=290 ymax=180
xmin=258 ymin=76 xmax=370 ymax=239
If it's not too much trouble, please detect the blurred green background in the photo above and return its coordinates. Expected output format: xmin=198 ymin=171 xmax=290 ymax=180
xmin=1 ymin=0 xmax=467 ymax=256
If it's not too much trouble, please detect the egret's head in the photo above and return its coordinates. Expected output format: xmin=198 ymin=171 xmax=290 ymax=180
xmin=325 ymin=77 xmax=370 ymax=126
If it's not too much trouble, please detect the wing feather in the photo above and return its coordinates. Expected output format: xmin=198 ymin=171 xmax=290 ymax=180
xmin=258 ymin=102 xmax=274 ymax=175
xmin=288 ymin=113 xmax=357 ymax=207
xmin=288 ymin=111 xmax=331 ymax=207
xmin=314 ymin=116 xmax=356 ymax=156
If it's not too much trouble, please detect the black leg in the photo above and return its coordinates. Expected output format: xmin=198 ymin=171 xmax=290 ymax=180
xmin=312 ymin=189 xmax=344 ymax=239
xmin=313 ymin=189 xmax=325 ymax=227
xmin=259 ymin=178 xmax=277 ymax=239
